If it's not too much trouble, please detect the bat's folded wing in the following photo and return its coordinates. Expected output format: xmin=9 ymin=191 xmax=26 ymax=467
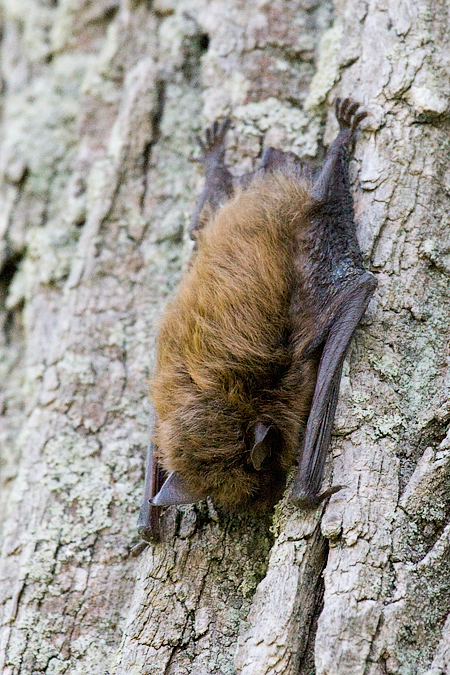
xmin=291 ymin=271 xmax=377 ymax=506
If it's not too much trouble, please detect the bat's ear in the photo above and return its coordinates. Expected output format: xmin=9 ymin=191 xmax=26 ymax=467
xmin=250 ymin=422 xmax=273 ymax=471
xmin=151 ymin=471 xmax=205 ymax=506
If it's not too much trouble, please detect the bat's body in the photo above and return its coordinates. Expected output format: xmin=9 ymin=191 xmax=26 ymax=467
xmin=137 ymin=99 xmax=376 ymax=542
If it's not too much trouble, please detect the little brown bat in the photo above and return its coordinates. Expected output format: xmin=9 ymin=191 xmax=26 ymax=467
xmin=136 ymin=98 xmax=376 ymax=543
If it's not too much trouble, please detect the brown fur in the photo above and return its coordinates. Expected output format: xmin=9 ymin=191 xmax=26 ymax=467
xmin=150 ymin=173 xmax=320 ymax=511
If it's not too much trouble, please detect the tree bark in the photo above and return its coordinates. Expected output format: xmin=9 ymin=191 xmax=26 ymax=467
xmin=0 ymin=0 xmax=449 ymax=674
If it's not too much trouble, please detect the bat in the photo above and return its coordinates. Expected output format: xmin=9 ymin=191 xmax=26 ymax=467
xmin=136 ymin=98 xmax=376 ymax=544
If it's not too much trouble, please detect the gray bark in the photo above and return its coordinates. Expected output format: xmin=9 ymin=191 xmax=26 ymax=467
xmin=0 ymin=0 xmax=449 ymax=674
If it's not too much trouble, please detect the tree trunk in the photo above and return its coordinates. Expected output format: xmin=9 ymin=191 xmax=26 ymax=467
xmin=0 ymin=0 xmax=449 ymax=673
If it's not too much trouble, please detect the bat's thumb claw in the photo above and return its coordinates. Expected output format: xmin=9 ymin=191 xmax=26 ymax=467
xmin=129 ymin=541 xmax=149 ymax=557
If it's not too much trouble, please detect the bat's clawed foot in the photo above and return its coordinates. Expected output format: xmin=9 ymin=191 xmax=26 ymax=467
xmin=291 ymin=483 xmax=348 ymax=509
xmin=334 ymin=98 xmax=369 ymax=134
xmin=196 ymin=118 xmax=230 ymax=166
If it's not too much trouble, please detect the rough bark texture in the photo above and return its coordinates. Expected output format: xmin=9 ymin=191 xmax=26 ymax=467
xmin=0 ymin=0 xmax=449 ymax=674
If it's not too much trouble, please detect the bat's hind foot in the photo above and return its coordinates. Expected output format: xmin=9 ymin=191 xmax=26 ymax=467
xmin=334 ymin=98 xmax=369 ymax=134
xmin=291 ymin=483 xmax=348 ymax=509
xmin=196 ymin=118 xmax=230 ymax=167
xmin=189 ymin=117 xmax=234 ymax=238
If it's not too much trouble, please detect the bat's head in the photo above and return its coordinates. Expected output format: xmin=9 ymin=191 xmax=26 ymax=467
xmin=152 ymin=389 xmax=295 ymax=511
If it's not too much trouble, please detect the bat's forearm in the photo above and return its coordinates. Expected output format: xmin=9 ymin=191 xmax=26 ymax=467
xmin=137 ymin=441 xmax=163 ymax=542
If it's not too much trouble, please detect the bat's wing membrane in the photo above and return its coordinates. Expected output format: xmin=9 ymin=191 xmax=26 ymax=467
xmin=136 ymin=440 xmax=165 ymax=542
xmin=136 ymin=442 xmax=204 ymax=544
xmin=291 ymin=271 xmax=377 ymax=506
xmin=257 ymin=147 xmax=318 ymax=181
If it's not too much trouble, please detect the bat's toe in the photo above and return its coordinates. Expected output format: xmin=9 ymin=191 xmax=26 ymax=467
xmin=335 ymin=97 xmax=370 ymax=133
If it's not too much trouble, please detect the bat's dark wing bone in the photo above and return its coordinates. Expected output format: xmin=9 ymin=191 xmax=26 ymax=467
xmin=291 ymin=272 xmax=376 ymax=506
xmin=189 ymin=118 xmax=235 ymax=239
xmin=136 ymin=440 xmax=165 ymax=543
